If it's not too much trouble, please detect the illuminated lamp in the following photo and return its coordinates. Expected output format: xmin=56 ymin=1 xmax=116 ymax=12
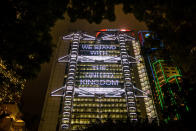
xmin=169 ymin=78 xmax=175 ymax=83
xmin=99 ymin=29 xmax=107 ymax=31
xmin=120 ymin=29 xmax=126 ymax=31
xmin=145 ymin=33 xmax=150 ymax=38
xmin=96 ymin=32 xmax=101 ymax=37
xmin=151 ymin=48 xmax=157 ymax=50
xmin=96 ymin=29 xmax=107 ymax=37
xmin=120 ymin=29 xmax=131 ymax=32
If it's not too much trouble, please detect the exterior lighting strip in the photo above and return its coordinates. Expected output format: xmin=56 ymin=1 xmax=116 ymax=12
xmin=152 ymin=62 xmax=165 ymax=108
xmin=118 ymin=33 xmax=137 ymax=121
xmin=147 ymin=56 xmax=164 ymax=109
xmin=151 ymin=59 xmax=183 ymax=110
xmin=132 ymin=40 xmax=158 ymax=121
xmin=61 ymin=33 xmax=80 ymax=129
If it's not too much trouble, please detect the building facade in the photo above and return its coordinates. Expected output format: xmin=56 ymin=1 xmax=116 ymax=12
xmin=39 ymin=29 xmax=157 ymax=131
xmin=138 ymin=31 xmax=189 ymax=122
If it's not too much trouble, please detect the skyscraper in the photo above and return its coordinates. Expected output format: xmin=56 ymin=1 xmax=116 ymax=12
xmin=138 ymin=31 xmax=189 ymax=122
xmin=39 ymin=29 xmax=157 ymax=131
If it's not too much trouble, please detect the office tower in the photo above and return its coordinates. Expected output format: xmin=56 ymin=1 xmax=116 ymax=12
xmin=39 ymin=29 xmax=157 ymax=131
xmin=138 ymin=31 xmax=189 ymax=122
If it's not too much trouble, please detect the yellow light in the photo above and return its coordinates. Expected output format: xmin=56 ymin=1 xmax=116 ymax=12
xmin=120 ymin=29 xmax=126 ymax=31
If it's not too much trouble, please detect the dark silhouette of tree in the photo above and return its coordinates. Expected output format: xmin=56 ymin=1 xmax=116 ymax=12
xmin=1 ymin=0 xmax=194 ymax=103
xmin=0 ymin=0 xmax=68 ymax=103
xmin=1 ymin=0 xmax=68 ymax=79
xmin=66 ymin=0 xmax=195 ymax=84
xmin=67 ymin=0 xmax=119 ymax=24
xmin=127 ymin=0 xmax=196 ymax=84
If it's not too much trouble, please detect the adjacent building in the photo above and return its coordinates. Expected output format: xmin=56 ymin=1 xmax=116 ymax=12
xmin=138 ymin=31 xmax=189 ymax=122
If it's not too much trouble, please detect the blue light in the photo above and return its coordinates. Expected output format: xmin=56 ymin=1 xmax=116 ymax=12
xmin=147 ymin=56 xmax=156 ymax=83
xmin=151 ymin=48 xmax=157 ymax=50
xmin=145 ymin=33 xmax=151 ymax=38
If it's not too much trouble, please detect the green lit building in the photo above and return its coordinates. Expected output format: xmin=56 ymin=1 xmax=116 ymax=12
xmin=138 ymin=31 xmax=189 ymax=122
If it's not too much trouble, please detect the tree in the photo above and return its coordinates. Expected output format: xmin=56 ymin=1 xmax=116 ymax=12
xmin=128 ymin=0 xmax=196 ymax=84
xmin=0 ymin=0 xmax=68 ymax=103
xmin=66 ymin=0 xmax=195 ymax=85
xmin=67 ymin=0 xmax=119 ymax=24
xmin=1 ymin=0 xmax=195 ymax=107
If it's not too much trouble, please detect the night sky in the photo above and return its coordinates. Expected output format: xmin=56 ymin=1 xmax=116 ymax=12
xmin=21 ymin=4 xmax=147 ymax=128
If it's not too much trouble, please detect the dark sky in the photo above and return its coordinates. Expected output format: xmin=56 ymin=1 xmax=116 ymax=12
xmin=21 ymin=4 xmax=147 ymax=127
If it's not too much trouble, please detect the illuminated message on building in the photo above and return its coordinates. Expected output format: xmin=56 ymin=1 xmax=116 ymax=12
xmin=79 ymin=65 xmax=120 ymax=86
xmin=85 ymin=72 xmax=114 ymax=78
xmin=80 ymin=79 xmax=119 ymax=86
xmin=81 ymin=44 xmax=116 ymax=50
xmin=92 ymin=65 xmax=106 ymax=70
xmin=78 ymin=43 xmax=121 ymax=86
xmin=90 ymin=51 xmax=108 ymax=55
xmin=80 ymin=44 xmax=119 ymax=56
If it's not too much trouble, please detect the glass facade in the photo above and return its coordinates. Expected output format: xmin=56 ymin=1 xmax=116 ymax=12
xmin=138 ymin=30 xmax=189 ymax=122
xmin=151 ymin=59 xmax=185 ymax=121
xmin=70 ymin=39 xmax=128 ymax=130
xmin=46 ymin=30 xmax=156 ymax=131
xmin=71 ymin=97 xmax=127 ymax=130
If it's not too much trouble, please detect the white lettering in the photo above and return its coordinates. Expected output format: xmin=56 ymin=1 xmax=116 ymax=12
xmin=82 ymin=44 xmax=93 ymax=50
xmin=80 ymin=80 xmax=119 ymax=86
xmin=92 ymin=65 xmax=106 ymax=70
xmin=106 ymin=80 xmax=111 ymax=85
xmin=90 ymin=51 xmax=108 ymax=55
xmin=100 ymin=80 xmax=105 ymax=85
xmin=84 ymin=72 xmax=114 ymax=78
xmin=94 ymin=45 xmax=99 ymax=50
xmin=82 ymin=44 xmax=116 ymax=50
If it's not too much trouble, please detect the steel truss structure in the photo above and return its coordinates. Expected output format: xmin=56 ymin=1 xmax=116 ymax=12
xmin=51 ymin=31 xmax=155 ymax=130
